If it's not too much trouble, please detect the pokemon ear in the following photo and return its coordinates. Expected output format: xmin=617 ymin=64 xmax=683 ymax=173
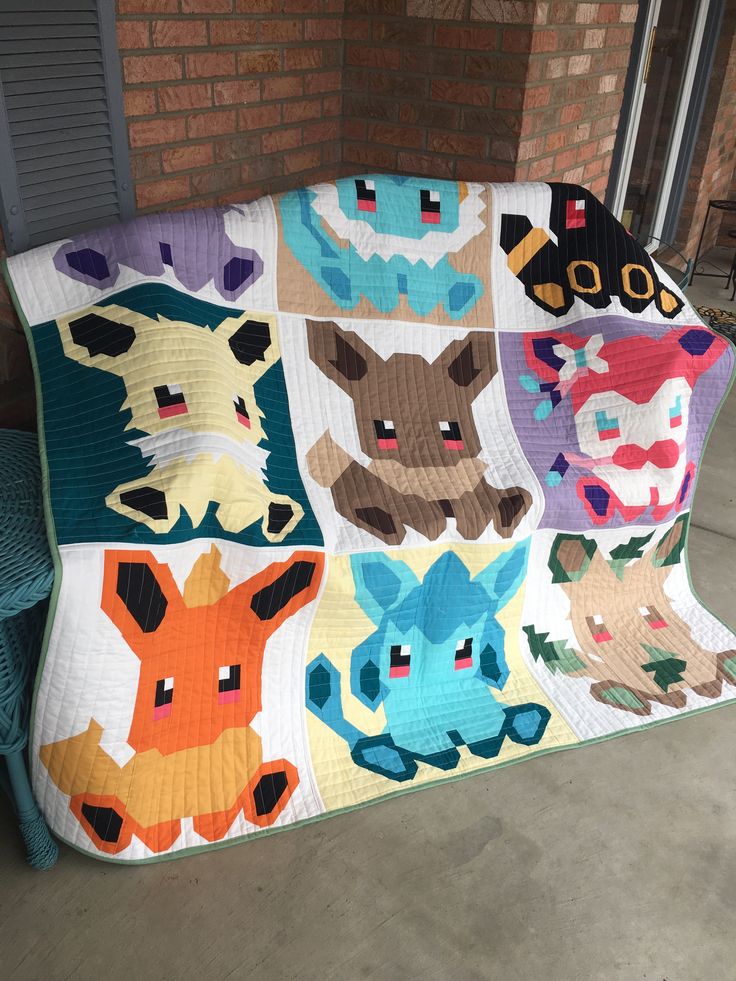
xmin=250 ymin=559 xmax=318 ymax=621
xmin=652 ymin=514 xmax=688 ymax=568
xmin=101 ymin=551 xmax=182 ymax=639
xmin=307 ymin=319 xmax=375 ymax=392
xmin=227 ymin=318 xmax=273 ymax=366
xmin=67 ymin=312 xmax=136 ymax=359
xmin=441 ymin=332 xmax=498 ymax=398
xmin=548 ymin=533 xmax=597 ymax=583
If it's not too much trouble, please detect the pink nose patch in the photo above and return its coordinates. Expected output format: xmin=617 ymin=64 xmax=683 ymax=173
xmin=153 ymin=704 xmax=172 ymax=721
xmin=358 ymin=199 xmax=376 ymax=212
xmin=389 ymin=664 xmax=410 ymax=679
xmin=454 ymin=657 xmax=473 ymax=670
xmin=377 ymin=438 xmax=398 ymax=450
xmin=421 ymin=211 xmax=440 ymax=224
xmin=218 ymin=690 xmax=240 ymax=705
xmin=158 ymin=403 xmax=188 ymax=420
xmin=649 ymin=619 xmax=667 ymax=630
xmin=443 ymin=439 xmax=464 ymax=451
xmin=592 ymin=631 xmax=612 ymax=643
xmin=237 ymin=415 xmax=251 ymax=428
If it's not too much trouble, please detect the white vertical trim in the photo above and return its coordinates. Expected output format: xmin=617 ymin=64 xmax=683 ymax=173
xmin=610 ymin=0 xmax=662 ymax=221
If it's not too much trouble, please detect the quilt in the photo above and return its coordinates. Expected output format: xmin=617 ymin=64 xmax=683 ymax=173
xmin=4 ymin=176 xmax=735 ymax=864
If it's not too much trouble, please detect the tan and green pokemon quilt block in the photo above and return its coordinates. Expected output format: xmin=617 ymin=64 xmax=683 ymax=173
xmin=4 ymin=176 xmax=735 ymax=863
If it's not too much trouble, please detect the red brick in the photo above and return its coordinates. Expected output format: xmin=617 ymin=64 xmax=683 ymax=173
xmin=597 ymin=4 xmax=621 ymax=23
xmin=118 ymin=0 xmax=177 ymax=11
xmin=554 ymin=147 xmax=578 ymax=170
xmin=136 ymin=176 xmax=190 ymax=210
xmin=283 ymin=46 xmax=324 ymax=71
xmin=397 ymin=152 xmax=454 ymax=179
xmin=528 ymin=155 xmax=555 ymax=180
xmin=576 ymin=140 xmax=597 ymax=162
xmin=343 ymin=118 xmax=367 ymax=140
xmin=214 ymin=134 xmax=262 ymax=161
xmin=470 ymin=0 xmax=535 ymax=21
xmin=185 ymin=51 xmax=236 ymax=78
xmin=434 ymin=25 xmax=498 ymax=50
xmin=502 ymin=28 xmax=533 ymax=53
xmin=495 ymin=86 xmax=523 ymax=109
xmin=213 ymin=80 xmax=260 ymax=105
xmin=181 ymin=0 xmax=232 ymax=10
xmin=262 ymin=127 xmax=302 ymax=153
xmin=162 ymin=143 xmax=215 ymax=173
xmin=343 ymin=17 xmax=371 ymax=40
xmin=262 ymin=76 xmax=304 ymax=101
xmin=606 ymin=26 xmax=634 ymax=47
xmin=427 ymin=131 xmax=486 ymax=157
xmin=431 ymin=79 xmax=491 ymax=106
xmin=237 ymin=49 xmax=281 ymax=74
xmin=123 ymin=54 xmax=182 ymax=84
xmin=368 ymin=122 xmax=424 ymax=149
xmin=283 ymin=147 xmax=321 ymax=174
xmin=457 ymin=161 xmax=515 ymax=182
xmin=283 ymin=98 xmax=322 ymax=123
xmin=489 ymin=137 xmax=516 ymax=160
xmin=305 ymin=71 xmax=341 ymax=94
xmin=158 ymin=83 xmax=212 ymax=112
xmin=523 ymin=85 xmax=551 ymax=108
xmin=190 ymin=163 xmax=240 ymax=196
xmin=346 ymin=46 xmax=402 ymax=70
xmin=343 ymin=142 xmax=398 ymax=169
xmin=322 ymin=94 xmax=341 ymax=116
xmin=124 ymin=88 xmax=157 ymax=117
xmin=130 ymin=150 xmax=162 ymax=180
xmin=373 ymin=18 xmax=432 ymax=45
xmin=560 ymin=101 xmax=584 ymax=123
xmin=235 ymin=0 xmax=280 ymax=11
xmin=209 ymin=20 xmax=258 ymax=45
xmin=303 ymin=119 xmax=340 ymax=144
xmin=152 ymin=20 xmax=207 ymax=47
xmin=129 ymin=116 xmax=187 ymax=148
xmin=186 ymin=109 xmax=237 ymax=138
xmin=259 ymin=19 xmax=303 ymax=42
xmin=583 ymin=156 xmax=605 ymax=180
xmin=238 ymin=103 xmax=282 ymax=130
xmin=531 ymin=29 xmax=557 ymax=52
xmin=305 ymin=18 xmax=342 ymax=40
xmin=116 ymin=20 xmax=150 ymax=49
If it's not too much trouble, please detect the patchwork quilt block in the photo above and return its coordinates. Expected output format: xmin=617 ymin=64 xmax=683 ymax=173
xmin=4 ymin=176 xmax=735 ymax=863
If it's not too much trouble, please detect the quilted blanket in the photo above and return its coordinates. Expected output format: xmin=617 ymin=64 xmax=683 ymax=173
xmin=4 ymin=176 xmax=735 ymax=864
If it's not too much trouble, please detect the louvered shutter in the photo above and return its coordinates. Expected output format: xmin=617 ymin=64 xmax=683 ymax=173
xmin=0 ymin=0 xmax=134 ymax=254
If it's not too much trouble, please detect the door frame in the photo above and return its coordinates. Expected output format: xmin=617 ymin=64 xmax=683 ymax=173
xmin=605 ymin=0 xmax=724 ymax=249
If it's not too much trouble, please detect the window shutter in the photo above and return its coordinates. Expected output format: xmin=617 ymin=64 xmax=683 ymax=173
xmin=0 ymin=0 xmax=134 ymax=255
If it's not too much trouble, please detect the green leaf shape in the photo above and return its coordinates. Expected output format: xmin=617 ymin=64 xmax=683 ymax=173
xmin=523 ymin=624 xmax=586 ymax=674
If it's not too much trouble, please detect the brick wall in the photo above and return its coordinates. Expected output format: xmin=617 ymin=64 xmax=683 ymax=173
xmin=342 ymin=1 xmax=637 ymax=198
xmin=676 ymin=0 xmax=736 ymax=261
xmin=117 ymin=0 xmax=344 ymax=212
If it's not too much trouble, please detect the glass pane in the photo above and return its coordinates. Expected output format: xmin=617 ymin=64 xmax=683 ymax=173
xmin=621 ymin=0 xmax=699 ymax=241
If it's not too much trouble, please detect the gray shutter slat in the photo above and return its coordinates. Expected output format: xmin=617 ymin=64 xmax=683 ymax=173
xmin=0 ymin=24 xmax=100 ymax=39
xmin=0 ymin=0 xmax=134 ymax=254
xmin=2 ymin=61 xmax=103 ymax=81
xmin=23 ymin=171 xmax=117 ymax=200
xmin=5 ymin=84 xmax=106 ymax=106
xmin=8 ymin=101 xmax=110 ymax=125
xmin=12 ymin=124 xmax=112 ymax=151
xmin=13 ymin=133 xmax=112 ymax=161
xmin=18 ymin=150 xmax=113 ymax=182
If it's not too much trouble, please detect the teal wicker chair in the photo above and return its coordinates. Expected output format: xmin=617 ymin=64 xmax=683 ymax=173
xmin=0 ymin=429 xmax=57 ymax=869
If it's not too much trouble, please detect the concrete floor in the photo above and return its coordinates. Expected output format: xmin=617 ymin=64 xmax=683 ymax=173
xmin=2 ymin=276 xmax=736 ymax=981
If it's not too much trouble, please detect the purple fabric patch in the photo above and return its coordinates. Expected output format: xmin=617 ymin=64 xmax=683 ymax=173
xmin=53 ymin=208 xmax=263 ymax=301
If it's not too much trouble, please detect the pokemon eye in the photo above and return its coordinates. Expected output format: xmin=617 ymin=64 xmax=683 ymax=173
xmin=218 ymin=664 xmax=241 ymax=704
xmin=374 ymin=419 xmax=398 ymax=450
xmin=355 ymin=178 xmax=376 ymax=213
xmin=154 ymin=384 xmax=188 ymax=419
xmin=420 ymin=188 xmax=441 ymax=224
xmin=233 ymin=394 xmax=250 ymax=428
xmin=389 ymin=644 xmax=411 ymax=679
xmin=154 ymin=676 xmax=174 ymax=720
xmin=455 ymin=637 xmax=473 ymax=670
xmin=595 ymin=409 xmax=620 ymax=441
xmin=586 ymin=614 xmax=612 ymax=643
xmin=439 ymin=420 xmax=464 ymax=450
xmin=669 ymin=395 xmax=682 ymax=429
xmin=639 ymin=606 xmax=668 ymax=630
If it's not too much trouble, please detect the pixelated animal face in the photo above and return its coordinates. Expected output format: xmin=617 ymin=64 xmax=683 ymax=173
xmin=57 ymin=305 xmax=278 ymax=443
xmin=309 ymin=176 xmax=486 ymax=262
xmin=308 ymin=321 xmax=498 ymax=469
xmin=101 ymin=547 xmax=323 ymax=756
xmin=350 ymin=547 xmax=530 ymax=705
xmin=575 ymin=378 xmax=691 ymax=468
xmin=553 ymin=522 xmax=702 ymax=671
